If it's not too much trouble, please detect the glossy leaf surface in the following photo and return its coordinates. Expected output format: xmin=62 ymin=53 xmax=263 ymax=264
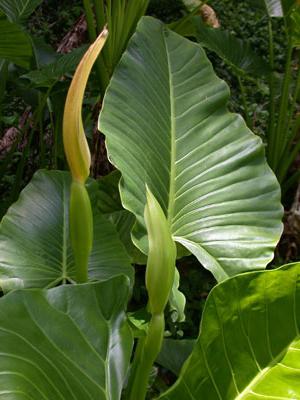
xmin=0 ymin=0 xmax=42 ymax=22
xmin=0 ymin=170 xmax=133 ymax=291
xmin=0 ymin=276 xmax=133 ymax=399
xmin=99 ymin=17 xmax=283 ymax=282
xmin=0 ymin=19 xmax=32 ymax=68
xmin=160 ymin=263 xmax=300 ymax=399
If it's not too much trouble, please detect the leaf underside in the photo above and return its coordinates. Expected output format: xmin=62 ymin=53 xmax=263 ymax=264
xmin=99 ymin=16 xmax=283 ymax=282
xmin=159 ymin=263 xmax=300 ymax=399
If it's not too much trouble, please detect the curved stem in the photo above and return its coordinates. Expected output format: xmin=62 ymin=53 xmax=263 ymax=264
xmin=127 ymin=314 xmax=165 ymax=400
xmin=237 ymin=75 xmax=251 ymax=129
xmin=267 ymin=18 xmax=276 ymax=163
xmin=82 ymin=0 xmax=109 ymax=95
xmin=93 ymin=0 xmax=106 ymax=32
xmin=272 ymin=40 xmax=293 ymax=172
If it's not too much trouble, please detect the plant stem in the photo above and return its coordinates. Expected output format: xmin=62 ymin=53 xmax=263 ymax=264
xmin=0 ymin=60 xmax=8 ymax=132
xmin=47 ymin=97 xmax=56 ymax=168
xmin=285 ymin=52 xmax=300 ymax=143
xmin=38 ymin=93 xmax=46 ymax=167
xmin=82 ymin=0 xmax=110 ymax=96
xmin=267 ymin=18 xmax=276 ymax=162
xmin=278 ymin=114 xmax=300 ymax=183
xmin=237 ymin=75 xmax=252 ymax=128
xmin=93 ymin=0 xmax=105 ymax=32
xmin=276 ymin=53 xmax=300 ymax=181
xmin=127 ymin=313 xmax=165 ymax=400
xmin=9 ymin=88 xmax=52 ymax=204
xmin=272 ymin=40 xmax=293 ymax=172
xmin=83 ymin=0 xmax=97 ymax=40
xmin=282 ymin=168 xmax=300 ymax=195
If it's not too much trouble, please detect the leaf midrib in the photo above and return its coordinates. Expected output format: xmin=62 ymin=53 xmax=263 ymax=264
xmin=235 ymin=338 xmax=300 ymax=400
xmin=163 ymin=28 xmax=176 ymax=228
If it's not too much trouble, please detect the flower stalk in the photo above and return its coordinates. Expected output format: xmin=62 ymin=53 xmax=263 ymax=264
xmin=63 ymin=27 xmax=108 ymax=283
xmin=127 ymin=187 xmax=177 ymax=400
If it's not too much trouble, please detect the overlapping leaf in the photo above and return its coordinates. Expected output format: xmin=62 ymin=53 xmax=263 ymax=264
xmin=0 ymin=170 xmax=133 ymax=291
xmin=22 ymin=46 xmax=88 ymax=88
xmin=99 ymin=17 xmax=283 ymax=282
xmin=192 ymin=17 xmax=270 ymax=77
xmin=159 ymin=263 xmax=300 ymax=399
xmin=0 ymin=276 xmax=133 ymax=399
xmin=0 ymin=0 xmax=42 ymax=22
xmin=0 ymin=19 xmax=32 ymax=68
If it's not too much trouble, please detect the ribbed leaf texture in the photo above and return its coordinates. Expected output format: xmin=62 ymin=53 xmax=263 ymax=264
xmin=0 ymin=170 xmax=133 ymax=291
xmin=0 ymin=0 xmax=42 ymax=22
xmin=99 ymin=17 xmax=283 ymax=282
xmin=0 ymin=20 xmax=32 ymax=68
xmin=159 ymin=263 xmax=300 ymax=399
xmin=0 ymin=276 xmax=133 ymax=399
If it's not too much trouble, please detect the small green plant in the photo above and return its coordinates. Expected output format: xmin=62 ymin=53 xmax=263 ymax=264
xmin=1 ymin=16 xmax=300 ymax=400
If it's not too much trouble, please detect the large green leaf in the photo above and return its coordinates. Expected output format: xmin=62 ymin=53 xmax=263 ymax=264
xmin=99 ymin=17 xmax=283 ymax=282
xmin=0 ymin=0 xmax=42 ymax=22
xmin=0 ymin=276 xmax=133 ymax=399
xmin=159 ymin=263 xmax=300 ymax=399
xmin=171 ymin=17 xmax=270 ymax=77
xmin=0 ymin=170 xmax=133 ymax=291
xmin=192 ymin=17 xmax=270 ymax=77
xmin=0 ymin=19 xmax=32 ymax=68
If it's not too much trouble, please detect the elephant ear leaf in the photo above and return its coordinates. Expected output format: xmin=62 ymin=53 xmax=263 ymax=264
xmin=99 ymin=16 xmax=283 ymax=282
xmin=191 ymin=17 xmax=270 ymax=77
xmin=0 ymin=20 xmax=33 ymax=68
xmin=0 ymin=170 xmax=133 ymax=291
xmin=159 ymin=263 xmax=300 ymax=399
xmin=0 ymin=276 xmax=133 ymax=400
xmin=0 ymin=0 xmax=43 ymax=22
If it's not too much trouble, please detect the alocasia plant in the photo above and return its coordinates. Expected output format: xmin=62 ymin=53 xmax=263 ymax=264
xmin=99 ymin=17 xmax=283 ymax=282
xmin=0 ymin=15 xmax=298 ymax=400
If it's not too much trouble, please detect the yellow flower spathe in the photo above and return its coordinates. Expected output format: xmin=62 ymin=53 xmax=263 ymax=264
xmin=63 ymin=27 xmax=108 ymax=183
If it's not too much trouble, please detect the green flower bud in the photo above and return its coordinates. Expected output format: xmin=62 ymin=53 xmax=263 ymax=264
xmin=144 ymin=186 xmax=177 ymax=315
xmin=70 ymin=181 xmax=93 ymax=283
